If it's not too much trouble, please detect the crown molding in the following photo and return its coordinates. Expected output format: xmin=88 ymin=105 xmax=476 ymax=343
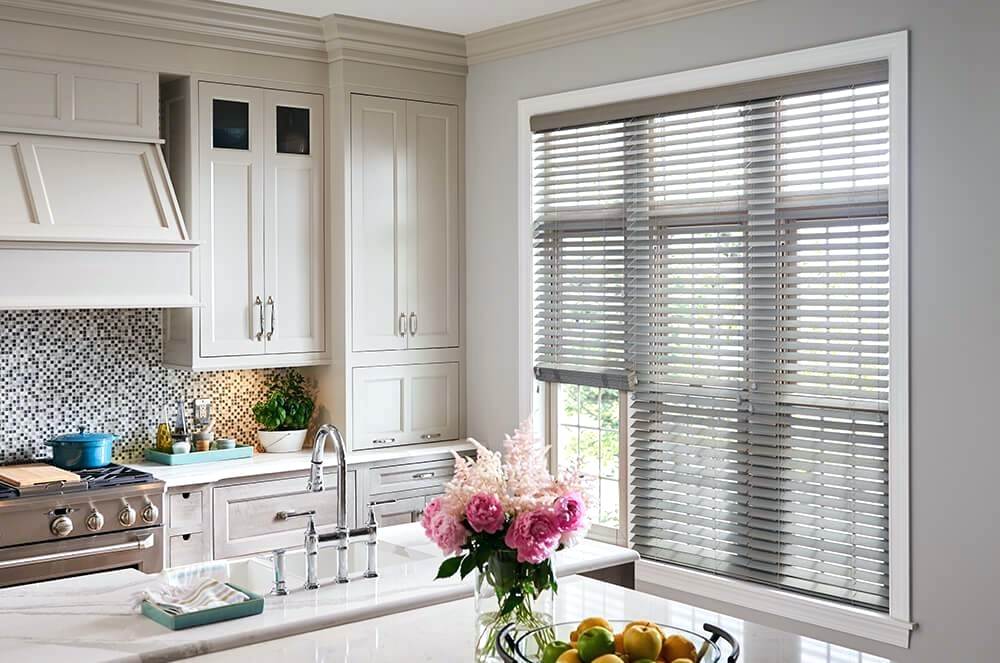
xmin=465 ymin=0 xmax=759 ymax=65
xmin=0 ymin=0 xmax=329 ymax=61
xmin=321 ymin=14 xmax=467 ymax=76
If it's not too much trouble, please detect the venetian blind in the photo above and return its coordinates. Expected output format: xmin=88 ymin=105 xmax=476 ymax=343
xmin=629 ymin=73 xmax=891 ymax=610
xmin=532 ymin=119 xmax=633 ymax=390
xmin=532 ymin=61 xmax=892 ymax=610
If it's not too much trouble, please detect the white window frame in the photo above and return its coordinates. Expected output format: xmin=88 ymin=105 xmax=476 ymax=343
xmin=544 ymin=382 xmax=629 ymax=546
xmin=518 ymin=31 xmax=912 ymax=647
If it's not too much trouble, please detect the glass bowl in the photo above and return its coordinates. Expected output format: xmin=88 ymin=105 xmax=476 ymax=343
xmin=496 ymin=620 xmax=740 ymax=663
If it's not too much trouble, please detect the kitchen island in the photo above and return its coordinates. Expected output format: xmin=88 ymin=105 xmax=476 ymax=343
xmin=186 ymin=574 xmax=893 ymax=663
xmin=0 ymin=524 xmax=636 ymax=662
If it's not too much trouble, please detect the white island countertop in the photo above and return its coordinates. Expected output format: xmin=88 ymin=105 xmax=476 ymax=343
xmin=0 ymin=524 xmax=637 ymax=663
xmin=125 ymin=439 xmax=477 ymax=488
xmin=186 ymin=574 xmax=893 ymax=663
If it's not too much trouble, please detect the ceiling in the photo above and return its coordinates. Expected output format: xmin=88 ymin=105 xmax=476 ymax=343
xmin=215 ymin=0 xmax=598 ymax=35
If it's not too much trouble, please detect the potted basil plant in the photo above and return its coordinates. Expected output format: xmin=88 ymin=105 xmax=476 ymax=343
xmin=252 ymin=370 xmax=315 ymax=453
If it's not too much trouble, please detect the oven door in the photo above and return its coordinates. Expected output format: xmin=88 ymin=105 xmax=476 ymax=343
xmin=0 ymin=527 xmax=163 ymax=587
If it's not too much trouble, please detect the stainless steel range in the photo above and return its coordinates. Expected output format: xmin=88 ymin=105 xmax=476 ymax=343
xmin=0 ymin=464 xmax=164 ymax=587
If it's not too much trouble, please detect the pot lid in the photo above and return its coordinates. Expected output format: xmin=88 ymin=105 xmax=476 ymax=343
xmin=49 ymin=427 xmax=118 ymax=444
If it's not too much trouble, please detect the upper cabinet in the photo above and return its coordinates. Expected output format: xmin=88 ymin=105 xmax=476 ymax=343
xmin=164 ymin=81 xmax=326 ymax=369
xmin=0 ymin=54 xmax=158 ymax=140
xmin=351 ymin=94 xmax=459 ymax=353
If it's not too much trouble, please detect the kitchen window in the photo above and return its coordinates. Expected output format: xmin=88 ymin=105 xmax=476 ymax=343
xmin=528 ymin=37 xmax=909 ymax=640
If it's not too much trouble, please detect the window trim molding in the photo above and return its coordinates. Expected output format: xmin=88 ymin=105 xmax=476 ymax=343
xmin=517 ymin=30 xmax=911 ymax=644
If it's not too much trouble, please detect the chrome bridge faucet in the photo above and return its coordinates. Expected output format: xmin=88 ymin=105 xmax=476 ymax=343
xmin=272 ymin=424 xmax=379 ymax=593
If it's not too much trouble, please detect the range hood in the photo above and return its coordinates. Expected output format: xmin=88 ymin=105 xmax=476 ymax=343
xmin=0 ymin=131 xmax=197 ymax=309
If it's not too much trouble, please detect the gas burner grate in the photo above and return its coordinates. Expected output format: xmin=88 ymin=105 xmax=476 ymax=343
xmin=77 ymin=464 xmax=155 ymax=489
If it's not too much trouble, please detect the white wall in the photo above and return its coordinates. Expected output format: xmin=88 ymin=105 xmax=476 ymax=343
xmin=465 ymin=0 xmax=1000 ymax=661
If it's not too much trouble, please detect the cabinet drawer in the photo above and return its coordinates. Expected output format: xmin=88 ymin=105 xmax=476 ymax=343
xmin=368 ymin=458 xmax=455 ymax=497
xmin=213 ymin=471 xmax=357 ymax=559
xmin=168 ymin=489 xmax=206 ymax=532
xmin=352 ymin=362 xmax=459 ymax=451
xmin=169 ymin=532 xmax=208 ymax=567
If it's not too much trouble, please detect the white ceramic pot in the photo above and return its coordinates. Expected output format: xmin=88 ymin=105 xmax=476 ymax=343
xmin=257 ymin=429 xmax=308 ymax=453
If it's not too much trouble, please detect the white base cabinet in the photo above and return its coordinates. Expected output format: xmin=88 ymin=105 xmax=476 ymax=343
xmin=160 ymin=454 xmax=467 ymax=567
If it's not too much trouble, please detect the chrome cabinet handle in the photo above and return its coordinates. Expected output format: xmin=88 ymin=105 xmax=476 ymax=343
xmin=420 ymin=433 xmax=442 ymax=440
xmin=266 ymin=296 xmax=275 ymax=341
xmin=412 ymin=472 xmax=435 ymax=479
xmin=369 ymin=498 xmax=398 ymax=507
xmin=398 ymin=313 xmax=406 ymax=337
xmin=372 ymin=438 xmax=395 ymax=445
xmin=255 ymin=296 xmax=264 ymax=340
xmin=409 ymin=312 xmax=417 ymax=335
xmin=277 ymin=509 xmax=316 ymax=520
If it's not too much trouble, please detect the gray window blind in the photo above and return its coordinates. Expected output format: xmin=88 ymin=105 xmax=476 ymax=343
xmin=629 ymin=75 xmax=891 ymax=610
xmin=532 ymin=62 xmax=891 ymax=610
xmin=532 ymin=120 xmax=633 ymax=390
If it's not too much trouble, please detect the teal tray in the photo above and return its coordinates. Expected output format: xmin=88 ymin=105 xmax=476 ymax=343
xmin=144 ymin=445 xmax=254 ymax=465
xmin=141 ymin=583 xmax=264 ymax=630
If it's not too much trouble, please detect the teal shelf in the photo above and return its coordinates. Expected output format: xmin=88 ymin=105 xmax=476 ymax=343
xmin=141 ymin=583 xmax=264 ymax=630
xmin=144 ymin=445 xmax=254 ymax=465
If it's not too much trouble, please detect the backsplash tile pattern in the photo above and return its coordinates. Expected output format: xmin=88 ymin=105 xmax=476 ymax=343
xmin=0 ymin=309 xmax=274 ymax=464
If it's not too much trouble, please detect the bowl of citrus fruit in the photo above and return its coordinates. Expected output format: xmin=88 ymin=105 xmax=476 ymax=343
xmin=495 ymin=616 xmax=739 ymax=663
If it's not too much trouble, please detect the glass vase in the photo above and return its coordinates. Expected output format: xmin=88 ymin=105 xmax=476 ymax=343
xmin=473 ymin=550 xmax=555 ymax=663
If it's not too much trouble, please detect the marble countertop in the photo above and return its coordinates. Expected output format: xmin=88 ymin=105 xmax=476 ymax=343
xmin=0 ymin=524 xmax=637 ymax=662
xmin=185 ymin=574 xmax=893 ymax=663
xmin=125 ymin=439 xmax=477 ymax=488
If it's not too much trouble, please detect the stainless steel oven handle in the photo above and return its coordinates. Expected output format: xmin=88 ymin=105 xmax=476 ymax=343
xmin=0 ymin=534 xmax=155 ymax=570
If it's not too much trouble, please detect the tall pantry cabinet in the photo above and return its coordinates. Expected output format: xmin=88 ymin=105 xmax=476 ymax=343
xmin=344 ymin=90 xmax=463 ymax=453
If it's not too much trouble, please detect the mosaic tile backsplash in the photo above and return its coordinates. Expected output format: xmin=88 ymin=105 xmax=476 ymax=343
xmin=0 ymin=309 xmax=275 ymax=464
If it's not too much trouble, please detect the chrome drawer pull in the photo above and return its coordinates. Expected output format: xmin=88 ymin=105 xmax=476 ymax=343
xmin=398 ymin=313 xmax=406 ymax=337
xmin=369 ymin=498 xmax=398 ymax=507
xmin=372 ymin=438 xmax=395 ymax=445
xmin=409 ymin=312 xmax=417 ymax=336
xmin=277 ymin=509 xmax=316 ymax=520
xmin=420 ymin=433 xmax=442 ymax=440
xmin=412 ymin=472 xmax=435 ymax=479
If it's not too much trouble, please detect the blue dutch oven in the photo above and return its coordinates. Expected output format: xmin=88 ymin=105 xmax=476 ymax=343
xmin=46 ymin=428 xmax=118 ymax=470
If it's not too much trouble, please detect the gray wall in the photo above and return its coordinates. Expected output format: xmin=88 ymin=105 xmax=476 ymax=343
xmin=464 ymin=0 xmax=1000 ymax=660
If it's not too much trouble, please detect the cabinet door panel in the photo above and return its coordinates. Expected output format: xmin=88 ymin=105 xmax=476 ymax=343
xmin=406 ymin=101 xmax=459 ymax=349
xmin=352 ymin=362 xmax=459 ymax=451
xmin=263 ymin=90 xmax=325 ymax=354
xmin=198 ymin=83 xmax=265 ymax=357
xmin=351 ymin=95 xmax=407 ymax=352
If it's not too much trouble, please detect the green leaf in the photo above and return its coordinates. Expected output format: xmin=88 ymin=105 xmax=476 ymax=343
xmin=500 ymin=589 xmax=523 ymax=616
xmin=436 ymin=555 xmax=464 ymax=579
xmin=459 ymin=553 xmax=478 ymax=579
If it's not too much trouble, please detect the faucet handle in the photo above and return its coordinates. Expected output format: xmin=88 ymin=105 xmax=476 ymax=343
xmin=271 ymin=548 xmax=288 ymax=596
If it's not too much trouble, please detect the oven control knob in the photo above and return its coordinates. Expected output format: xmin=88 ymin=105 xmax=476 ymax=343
xmin=50 ymin=515 xmax=73 ymax=537
xmin=141 ymin=503 xmax=159 ymax=524
xmin=86 ymin=510 xmax=105 ymax=532
xmin=119 ymin=504 xmax=137 ymax=527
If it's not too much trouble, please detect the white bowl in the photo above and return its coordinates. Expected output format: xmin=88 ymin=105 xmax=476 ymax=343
xmin=257 ymin=429 xmax=308 ymax=453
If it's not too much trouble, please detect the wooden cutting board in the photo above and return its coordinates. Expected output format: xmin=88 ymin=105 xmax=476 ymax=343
xmin=0 ymin=463 xmax=81 ymax=487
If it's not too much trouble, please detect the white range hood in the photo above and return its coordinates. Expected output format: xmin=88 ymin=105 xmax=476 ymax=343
xmin=0 ymin=131 xmax=197 ymax=309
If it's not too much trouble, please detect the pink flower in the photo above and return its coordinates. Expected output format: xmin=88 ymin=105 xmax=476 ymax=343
xmin=429 ymin=511 xmax=467 ymax=556
xmin=421 ymin=497 xmax=443 ymax=538
xmin=466 ymin=493 xmax=506 ymax=534
xmin=504 ymin=508 xmax=561 ymax=564
xmin=552 ymin=492 xmax=586 ymax=533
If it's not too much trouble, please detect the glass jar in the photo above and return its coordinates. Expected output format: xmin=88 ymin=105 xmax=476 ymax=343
xmin=473 ymin=550 xmax=555 ymax=663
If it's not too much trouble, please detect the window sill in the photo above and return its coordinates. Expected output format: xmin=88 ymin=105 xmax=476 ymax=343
xmin=635 ymin=559 xmax=915 ymax=648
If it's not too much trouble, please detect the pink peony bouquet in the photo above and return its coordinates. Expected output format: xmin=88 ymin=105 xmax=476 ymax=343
xmin=421 ymin=420 xmax=591 ymax=618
